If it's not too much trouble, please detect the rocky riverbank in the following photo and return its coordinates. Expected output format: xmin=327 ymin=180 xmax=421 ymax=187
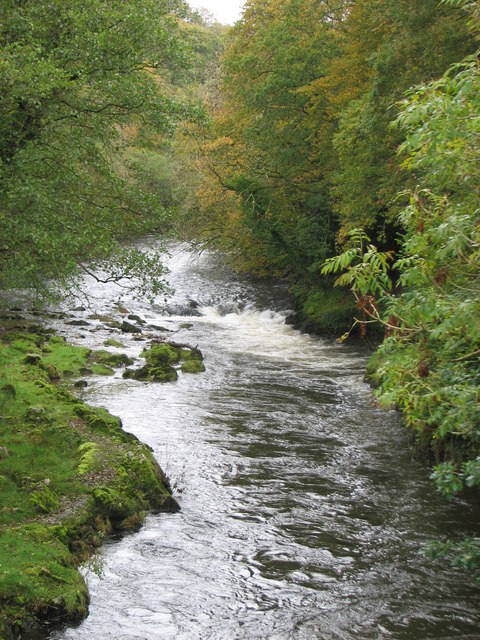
xmin=0 ymin=321 xmax=189 ymax=639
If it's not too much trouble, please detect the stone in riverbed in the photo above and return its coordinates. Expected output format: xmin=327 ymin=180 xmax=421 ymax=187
xmin=66 ymin=320 xmax=90 ymax=327
xmin=121 ymin=321 xmax=142 ymax=334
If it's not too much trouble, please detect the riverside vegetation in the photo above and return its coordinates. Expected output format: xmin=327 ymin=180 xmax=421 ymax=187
xmin=0 ymin=321 xmax=207 ymax=638
xmin=0 ymin=1 xmax=479 ymax=632
xmin=172 ymin=0 xmax=480 ymax=574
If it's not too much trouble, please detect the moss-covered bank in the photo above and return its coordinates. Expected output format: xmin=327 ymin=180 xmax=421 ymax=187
xmin=288 ymin=282 xmax=358 ymax=336
xmin=0 ymin=328 xmax=179 ymax=639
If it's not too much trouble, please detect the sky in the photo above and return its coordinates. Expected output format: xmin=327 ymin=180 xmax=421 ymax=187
xmin=187 ymin=0 xmax=245 ymax=25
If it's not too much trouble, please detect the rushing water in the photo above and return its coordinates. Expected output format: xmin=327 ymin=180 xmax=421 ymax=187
xmin=47 ymin=243 xmax=479 ymax=640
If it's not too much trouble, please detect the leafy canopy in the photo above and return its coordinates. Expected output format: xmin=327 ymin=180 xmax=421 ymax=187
xmin=0 ymin=0 xmax=190 ymax=300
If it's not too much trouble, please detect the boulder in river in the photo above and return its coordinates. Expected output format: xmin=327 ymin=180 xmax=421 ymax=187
xmin=121 ymin=320 xmax=142 ymax=334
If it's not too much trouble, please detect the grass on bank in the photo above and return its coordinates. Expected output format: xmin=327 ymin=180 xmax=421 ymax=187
xmin=0 ymin=328 xmax=178 ymax=639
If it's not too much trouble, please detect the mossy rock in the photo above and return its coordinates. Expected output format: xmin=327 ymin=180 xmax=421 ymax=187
xmin=74 ymin=404 xmax=124 ymax=438
xmin=123 ymin=364 xmax=177 ymax=383
xmin=181 ymin=360 xmax=205 ymax=374
xmin=180 ymin=347 xmax=203 ymax=362
xmin=0 ymin=383 xmax=16 ymax=399
xmin=145 ymin=343 xmax=181 ymax=366
xmin=103 ymin=338 xmax=124 ymax=348
xmin=39 ymin=361 xmax=60 ymax=381
xmin=25 ymin=406 xmax=50 ymax=424
xmin=93 ymin=350 xmax=134 ymax=368
xmin=91 ymin=363 xmax=115 ymax=376
xmin=123 ymin=365 xmax=150 ymax=381
xmin=149 ymin=366 xmax=178 ymax=382
xmin=92 ymin=486 xmax=136 ymax=521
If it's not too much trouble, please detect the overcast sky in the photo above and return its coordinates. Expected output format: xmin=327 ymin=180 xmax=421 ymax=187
xmin=187 ymin=0 xmax=245 ymax=25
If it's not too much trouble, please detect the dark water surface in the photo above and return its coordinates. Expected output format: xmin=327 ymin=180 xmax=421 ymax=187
xmin=48 ymin=244 xmax=479 ymax=639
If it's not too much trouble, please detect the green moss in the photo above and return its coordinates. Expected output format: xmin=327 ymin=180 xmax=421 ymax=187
xmin=28 ymin=484 xmax=61 ymax=514
xmin=123 ymin=363 xmax=178 ymax=383
xmin=104 ymin=338 xmax=125 ymax=348
xmin=0 ymin=525 xmax=89 ymax=628
xmin=149 ymin=366 xmax=178 ymax=382
xmin=300 ymin=287 xmax=356 ymax=335
xmin=145 ymin=343 xmax=181 ymax=366
xmin=0 ymin=330 xmax=179 ymax=637
xmin=93 ymin=350 xmax=134 ymax=367
xmin=123 ymin=365 xmax=150 ymax=381
xmin=42 ymin=341 xmax=91 ymax=377
xmin=77 ymin=442 xmax=100 ymax=475
xmin=181 ymin=360 xmax=205 ymax=373
xmin=73 ymin=404 xmax=124 ymax=438
xmin=91 ymin=363 xmax=115 ymax=376
xmin=180 ymin=347 xmax=203 ymax=362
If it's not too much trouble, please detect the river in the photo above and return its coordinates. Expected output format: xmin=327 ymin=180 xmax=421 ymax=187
xmin=48 ymin=242 xmax=479 ymax=640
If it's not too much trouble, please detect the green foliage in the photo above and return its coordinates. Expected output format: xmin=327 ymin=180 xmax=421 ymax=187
xmin=0 ymin=0 xmax=190 ymax=301
xmin=426 ymin=536 xmax=480 ymax=578
xmin=323 ymin=51 xmax=480 ymax=502
xmin=291 ymin=284 xmax=357 ymax=335
xmin=322 ymin=229 xmax=393 ymax=298
xmin=331 ymin=0 xmax=475 ymax=243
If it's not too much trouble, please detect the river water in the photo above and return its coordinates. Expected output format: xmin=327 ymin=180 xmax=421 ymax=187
xmin=48 ymin=243 xmax=479 ymax=640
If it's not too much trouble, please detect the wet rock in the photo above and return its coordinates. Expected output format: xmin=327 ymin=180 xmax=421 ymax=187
xmin=160 ymin=495 xmax=181 ymax=513
xmin=115 ymin=304 xmax=130 ymax=314
xmin=105 ymin=320 xmax=122 ymax=329
xmin=148 ymin=324 xmax=170 ymax=332
xmin=127 ymin=314 xmax=146 ymax=324
xmin=88 ymin=314 xmax=116 ymax=323
xmin=74 ymin=380 xmax=88 ymax=389
xmin=123 ymin=365 xmax=149 ymax=381
xmin=122 ymin=364 xmax=177 ymax=383
xmin=66 ymin=320 xmax=90 ymax=327
xmin=104 ymin=338 xmax=125 ymax=348
xmin=121 ymin=320 xmax=142 ymax=334
xmin=93 ymin=350 xmax=134 ymax=367
xmin=164 ymin=304 xmax=202 ymax=317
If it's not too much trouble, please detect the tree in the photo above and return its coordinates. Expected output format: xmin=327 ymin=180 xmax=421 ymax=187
xmin=0 ymin=0 xmax=189 ymax=300
xmin=331 ymin=0 xmax=476 ymax=246
xmin=195 ymin=0 xmax=350 ymax=277
xmin=322 ymin=45 xmax=480 ymax=503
